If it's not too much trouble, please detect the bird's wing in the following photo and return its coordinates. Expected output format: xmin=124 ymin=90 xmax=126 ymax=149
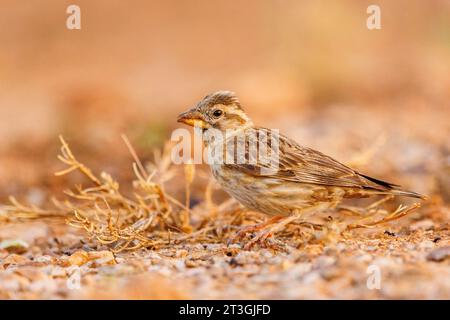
xmin=224 ymin=128 xmax=396 ymax=191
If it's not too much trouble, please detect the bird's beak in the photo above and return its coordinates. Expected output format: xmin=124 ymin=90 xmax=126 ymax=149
xmin=177 ymin=109 xmax=208 ymax=128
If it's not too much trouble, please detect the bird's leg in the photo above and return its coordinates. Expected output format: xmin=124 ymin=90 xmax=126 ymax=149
xmin=242 ymin=211 xmax=303 ymax=250
xmin=227 ymin=215 xmax=285 ymax=246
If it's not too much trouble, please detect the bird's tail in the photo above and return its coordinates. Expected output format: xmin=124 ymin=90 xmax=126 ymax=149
xmin=359 ymin=173 xmax=427 ymax=200
xmin=389 ymin=188 xmax=428 ymax=200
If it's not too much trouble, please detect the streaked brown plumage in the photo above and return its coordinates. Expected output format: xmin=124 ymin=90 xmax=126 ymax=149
xmin=178 ymin=91 xmax=425 ymax=247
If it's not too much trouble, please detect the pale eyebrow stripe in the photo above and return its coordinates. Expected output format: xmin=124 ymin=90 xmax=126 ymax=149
xmin=225 ymin=111 xmax=247 ymax=124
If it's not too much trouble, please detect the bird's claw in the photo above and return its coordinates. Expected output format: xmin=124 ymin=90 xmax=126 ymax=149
xmin=243 ymin=230 xmax=275 ymax=250
xmin=228 ymin=227 xmax=281 ymax=250
xmin=227 ymin=215 xmax=290 ymax=250
xmin=227 ymin=225 xmax=260 ymax=246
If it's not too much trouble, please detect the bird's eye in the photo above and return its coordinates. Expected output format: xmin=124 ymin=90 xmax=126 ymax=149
xmin=212 ymin=109 xmax=223 ymax=118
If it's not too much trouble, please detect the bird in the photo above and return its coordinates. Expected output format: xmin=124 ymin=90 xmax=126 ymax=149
xmin=177 ymin=91 xmax=426 ymax=248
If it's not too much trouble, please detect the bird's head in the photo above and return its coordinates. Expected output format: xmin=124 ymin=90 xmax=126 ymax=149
xmin=177 ymin=91 xmax=253 ymax=132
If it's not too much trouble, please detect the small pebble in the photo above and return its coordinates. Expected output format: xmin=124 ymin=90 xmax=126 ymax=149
xmin=427 ymin=246 xmax=450 ymax=262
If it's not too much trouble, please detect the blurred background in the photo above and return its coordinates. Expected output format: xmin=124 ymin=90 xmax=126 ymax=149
xmin=0 ymin=0 xmax=449 ymax=203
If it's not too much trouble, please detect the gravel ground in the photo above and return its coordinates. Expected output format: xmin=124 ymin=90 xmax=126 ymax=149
xmin=1 ymin=208 xmax=449 ymax=299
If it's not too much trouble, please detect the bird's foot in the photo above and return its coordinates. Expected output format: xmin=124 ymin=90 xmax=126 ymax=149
xmin=227 ymin=215 xmax=285 ymax=246
xmin=227 ymin=225 xmax=260 ymax=246
xmin=243 ymin=227 xmax=279 ymax=250
xmin=229 ymin=213 xmax=303 ymax=250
